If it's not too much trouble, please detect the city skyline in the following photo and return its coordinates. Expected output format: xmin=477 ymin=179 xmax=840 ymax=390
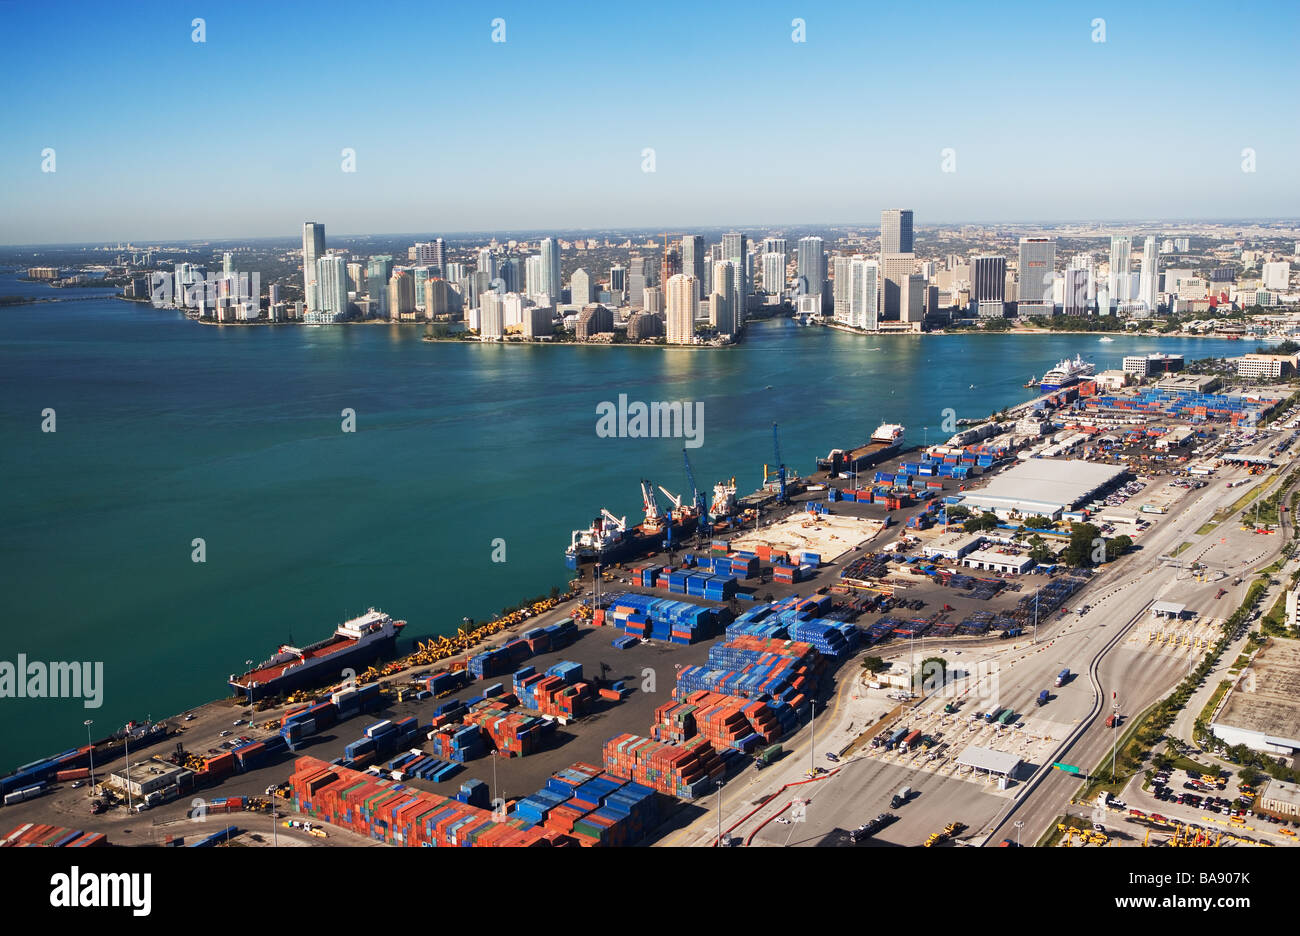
xmin=2 ymin=0 xmax=1298 ymax=244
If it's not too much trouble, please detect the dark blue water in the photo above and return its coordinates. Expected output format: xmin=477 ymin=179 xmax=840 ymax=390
xmin=0 ymin=282 xmax=1251 ymax=767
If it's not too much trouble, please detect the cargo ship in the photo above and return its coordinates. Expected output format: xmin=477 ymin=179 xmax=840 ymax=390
xmin=1039 ymin=355 xmax=1095 ymax=393
xmin=564 ymin=481 xmax=698 ymax=569
xmin=816 ymin=423 xmax=906 ymax=475
xmin=229 ymin=609 xmax=406 ymax=701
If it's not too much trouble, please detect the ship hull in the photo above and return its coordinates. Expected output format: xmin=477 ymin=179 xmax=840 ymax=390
xmin=818 ymin=440 xmax=903 ymax=475
xmin=229 ymin=632 xmax=401 ymax=701
xmin=564 ymin=517 xmax=698 ymax=569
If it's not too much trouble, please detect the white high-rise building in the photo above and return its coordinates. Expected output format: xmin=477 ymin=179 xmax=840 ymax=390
xmin=1017 ymin=237 xmax=1056 ymax=314
xmin=570 ymin=268 xmax=592 ymax=306
xmin=832 ymin=256 xmax=852 ymax=322
xmin=1139 ymin=236 xmax=1159 ymax=311
xmin=1263 ymin=262 xmax=1290 ymax=291
xmin=762 ymin=251 xmax=786 ymax=297
xmin=479 ymin=292 xmax=504 ymax=339
xmin=796 ymin=236 xmax=826 ymax=304
xmin=666 ymin=274 xmax=697 ymax=344
xmin=316 ymin=255 xmax=348 ymax=322
xmin=721 ymin=232 xmax=747 ymax=324
xmin=539 ymin=238 xmax=561 ymax=302
xmin=1109 ymin=236 xmax=1132 ymax=302
xmin=302 ymin=222 xmax=326 ymax=309
xmin=710 ymin=261 xmax=736 ymax=334
xmin=525 ymin=255 xmax=544 ymax=299
xmin=848 ymin=258 xmax=879 ymax=330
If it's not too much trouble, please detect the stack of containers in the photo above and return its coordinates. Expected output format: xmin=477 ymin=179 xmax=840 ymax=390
xmin=603 ymin=594 xmax=722 ymax=644
xmin=462 ymin=703 xmax=544 ymax=758
xmin=772 ymin=563 xmax=800 ymax=585
xmin=332 ymin=683 xmax=383 ymax=720
xmin=424 ymin=671 xmax=465 ymax=697
xmin=428 ymin=724 xmax=489 ymax=762
xmin=602 ymin=734 xmax=725 ymax=800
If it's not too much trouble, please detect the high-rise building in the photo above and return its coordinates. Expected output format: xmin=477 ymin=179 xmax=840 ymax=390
xmin=302 ymin=222 xmax=326 ymax=309
xmin=665 ymin=274 xmax=697 ymax=344
xmin=411 ymin=266 xmax=431 ymax=312
xmin=388 ymin=269 xmax=416 ymax=319
xmin=881 ymin=253 xmax=915 ymax=319
xmin=710 ymin=260 xmax=736 ymax=334
xmin=1017 ymin=237 xmax=1056 ymax=314
xmin=477 ymin=248 xmax=496 ymax=279
xmin=316 ymin=255 xmax=349 ymax=322
xmin=661 ymin=246 xmax=682 ymax=288
xmin=902 ymin=273 xmax=926 ymax=324
xmin=1109 ymin=236 xmax=1132 ymax=302
xmin=479 ymin=292 xmax=504 ymax=339
xmin=721 ymin=232 xmax=748 ymax=324
xmin=642 ymin=286 xmax=662 ymax=315
xmin=1174 ymin=237 xmax=1190 ymax=252
xmin=365 ymin=256 xmax=393 ymax=319
xmin=1062 ymin=268 xmax=1091 ymax=316
xmin=1263 ymin=262 xmax=1290 ymax=291
xmin=425 ymin=278 xmax=452 ymax=318
xmin=522 ymin=304 xmax=553 ymax=338
xmin=761 ymin=237 xmax=788 ymax=258
xmin=1139 ymin=236 xmax=1159 ymax=311
xmin=762 ymin=251 xmax=786 ymax=297
xmin=570 ymin=268 xmax=592 ymax=306
xmin=972 ymin=255 xmax=1006 ymax=317
xmin=848 ymin=258 xmax=879 ymax=330
xmin=796 ymin=236 xmax=826 ymax=304
xmin=681 ymin=235 xmax=704 ymax=298
xmin=539 ymin=238 xmax=560 ymax=302
xmin=608 ymin=264 xmax=626 ymax=299
xmin=832 ymin=256 xmax=852 ymax=322
xmin=222 ymin=252 xmax=234 ymax=275
xmin=575 ymin=304 xmax=614 ymax=341
xmin=880 ymin=209 xmax=914 ymax=255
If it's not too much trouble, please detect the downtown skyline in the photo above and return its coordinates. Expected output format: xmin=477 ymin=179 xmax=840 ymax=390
xmin=2 ymin=0 xmax=1298 ymax=245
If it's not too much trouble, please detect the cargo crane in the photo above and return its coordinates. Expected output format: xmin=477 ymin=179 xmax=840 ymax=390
xmin=682 ymin=448 xmax=709 ymax=529
xmin=641 ymin=479 xmax=673 ymax=549
xmin=764 ymin=422 xmax=787 ymax=503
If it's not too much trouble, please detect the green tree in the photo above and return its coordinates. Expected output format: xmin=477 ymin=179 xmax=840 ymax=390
xmin=1065 ymin=522 xmax=1102 ymax=567
xmin=966 ymin=511 xmax=1001 ymax=532
xmin=1105 ymin=534 xmax=1133 ymax=561
xmin=1023 ymin=515 xmax=1055 ymax=530
xmin=860 ymin=655 xmax=889 ymax=674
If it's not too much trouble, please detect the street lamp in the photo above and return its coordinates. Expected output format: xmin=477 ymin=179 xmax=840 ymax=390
xmin=83 ymin=719 xmax=95 ymax=796
xmin=1014 ymin=819 xmax=1024 ymax=847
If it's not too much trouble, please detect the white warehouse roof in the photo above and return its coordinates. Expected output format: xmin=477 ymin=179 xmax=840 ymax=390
xmin=958 ymin=459 xmax=1127 ymax=517
xmin=955 ymin=745 xmax=1023 ymax=777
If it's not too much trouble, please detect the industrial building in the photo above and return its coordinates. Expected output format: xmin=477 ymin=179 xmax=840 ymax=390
xmin=108 ymin=761 xmax=195 ymax=804
xmin=961 ymin=550 xmax=1033 ymax=575
xmin=921 ymin=532 xmax=985 ymax=561
xmin=1258 ymin=779 xmax=1300 ymax=819
xmin=954 ymin=459 xmax=1128 ymax=521
xmin=1210 ymin=637 xmax=1300 ymax=755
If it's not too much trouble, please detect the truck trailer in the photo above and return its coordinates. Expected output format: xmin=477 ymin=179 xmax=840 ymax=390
xmin=1055 ymin=668 xmax=1070 ymax=688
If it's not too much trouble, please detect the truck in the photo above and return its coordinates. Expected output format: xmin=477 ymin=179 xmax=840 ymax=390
xmin=1105 ymin=713 xmax=1121 ymax=728
xmin=997 ymin=708 xmax=1016 ymax=726
xmin=886 ymin=727 xmax=908 ymax=751
xmin=1140 ymin=504 xmax=1167 ymax=514
xmin=2 ymin=783 xmax=45 ymax=806
xmin=899 ymin=729 xmax=922 ymax=753
xmin=983 ymin=705 xmax=1003 ymax=723
xmin=753 ymin=743 xmax=783 ymax=769
xmin=1036 ymin=689 xmax=1049 ymax=706
xmin=1055 ymin=668 xmax=1070 ymax=688
xmin=890 ymin=786 xmax=912 ymax=809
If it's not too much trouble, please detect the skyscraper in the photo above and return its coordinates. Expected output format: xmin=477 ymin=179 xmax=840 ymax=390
xmin=880 ymin=209 xmax=914 ymax=255
xmin=710 ymin=260 xmax=736 ymax=334
xmin=316 ymin=255 xmax=349 ymax=322
xmin=796 ymin=236 xmax=826 ymax=304
xmin=832 ymin=256 xmax=851 ymax=322
xmin=302 ymin=222 xmax=326 ymax=309
xmin=681 ymin=235 xmax=705 ymax=299
xmin=1017 ymin=237 xmax=1056 ymax=314
xmin=388 ymin=269 xmax=415 ymax=319
xmin=972 ymin=255 xmax=1006 ymax=317
xmin=1139 ymin=235 xmax=1159 ymax=311
xmin=1062 ymin=268 xmax=1091 ymax=316
xmin=570 ymin=268 xmax=592 ymax=306
xmin=761 ymin=237 xmax=788 ymax=258
xmin=881 ymin=253 xmax=915 ymax=320
xmin=902 ymin=274 xmax=926 ymax=324
xmin=762 ymin=251 xmax=786 ymax=297
xmin=721 ymin=232 xmax=747 ymax=324
xmin=1109 ymin=235 xmax=1132 ymax=303
xmin=365 ymin=255 xmax=393 ymax=319
xmin=539 ymin=237 xmax=561 ymax=303
xmin=848 ymin=258 xmax=879 ymax=330
xmin=608 ymin=264 xmax=626 ymax=300
xmin=665 ymin=274 xmax=697 ymax=344
xmin=477 ymin=248 xmax=496 ymax=280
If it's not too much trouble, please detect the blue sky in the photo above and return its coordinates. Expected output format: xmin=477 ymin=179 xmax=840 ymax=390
xmin=1 ymin=0 xmax=1297 ymax=244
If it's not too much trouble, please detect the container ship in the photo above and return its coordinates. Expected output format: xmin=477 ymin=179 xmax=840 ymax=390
xmin=1039 ymin=354 xmax=1095 ymax=393
xmin=565 ymin=481 xmax=698 ymax=569
xmin=816 ymin=423 xmax=906 ymax=476
xmin=229 ymin=609 xmax=406 ymax=701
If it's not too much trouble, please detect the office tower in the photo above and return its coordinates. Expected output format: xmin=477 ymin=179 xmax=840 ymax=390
xmin=346 ymin=261 xmax=364 ymax=293
xmin=1017 ymin=237 xmax=1056 ymax=314
xmin=972 ymin=255 xmax=1006 ymax=317
xmin=477 ymin=248 xmax=496 ymax=279
xmin=317 ymin=255 xmax=349 ymax=322
xmin=661 ymin=246 xmax=682 ymax=287
xmin=1109 ymin=235 xmax=1132 ymax=302
xmin=471 ymin=271 xmax=493 ymax=309
xmin=302 ymin=222 xmax=326 ymax=308
xmin=479 ymin=291 xmax=504 ymax=338
xmin=501 ymin=292 xmax=524 ymax=328
xmin=570 ymin=268 xmax=592 ymax=306
xmin=796 ymin=236 xmax=826 ymax=304
xmin=1139 ymin=236 xmax=1159 ymax=311
xmin=832 ymin=256 xmax=852 ymax=322
xmin=497 ymin=257 xmax=521 ymax=293
xmin=880 ymin=209 xmax=914 ymax=255
xmin=710 ymin=260 xmax=736 ymax=334
xmin=387 ymin=269 xmax=415 ymax=319
xmin=366 ymin=256 xmax=393 ymax=318
xmin=445 ymin=261 xmax=466 ymax=284
xmin=524 ymin=255 xmax=544 ymax=298
xmin=762 ymin=251 xmax=786 ymax=297
xmin=642 ymin=286 xmax=663 ymax=314
xmin=174 ymin=263 xmax=204 ymax=308
xmin=268 ymin=284 xmax=280 ymax=307
xmin=425 ymin=278 xmax=452 ymax=318
xmin=1263 ymin=262 xmax=1290 ymax=290
xmin=1062 ymin=269 xmax=1091 ymax=316
xmin=665 ymin=274 xmax=697 ymax=344
xmin=539 ymin=237 xmax=561 ymax=302
xmin=222 ymin=252 xmax=234 ymax=274
xmin=681 ymin=235 xmax=704 ymax=298
xmin=1174 ymin=237 xmax=1190 ymax=252
xmin=431 ymin=238 xmax=447 ymax=275
xmin=721 ymin=232 xmax=748 ymax=324
xmin=522 ymin=304 xmax=553 ymax=338
xmin=609 ymin=264 xmax=626 ymax=297
xmin=848 ymin=258 xmax=879 ymax=330
xmin=761 ymin=237 xmax=787 ymax=258
xmin=881 ymin=253 xmax=915 ymax=319
xmin=902 ymin=273 xmax=926 ymax=324
xmin=412 ymin=266 xmax=431 ymax=311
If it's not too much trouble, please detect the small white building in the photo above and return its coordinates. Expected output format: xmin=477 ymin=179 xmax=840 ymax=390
xmin=921 ymin=532 xmax=985 ymax=561
xmin=961 ymin=549 xmax=1033 ymax=574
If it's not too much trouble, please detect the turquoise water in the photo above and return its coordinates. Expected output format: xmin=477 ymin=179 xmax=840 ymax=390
xmin=0 ymin=283 xmax=1253 ymax=768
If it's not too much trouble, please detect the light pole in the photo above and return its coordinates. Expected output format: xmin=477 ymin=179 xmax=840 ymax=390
xmin=123 ymin=726 xmax=133 ymax=812
xmin=1033 ymin=588 xmax=1040 ymax=645
xmin=1111 ymin=693 xmax=1120 ymax=783
xmin=809 ymin=700 xmax=817 ymax=775
xmin=716 ymin=778 xmax=725 ymax=847
xmin=1014 ymin=819 xmax=1024 ymax=847
xmin=83 ymin=719 xmax=95 ymax=796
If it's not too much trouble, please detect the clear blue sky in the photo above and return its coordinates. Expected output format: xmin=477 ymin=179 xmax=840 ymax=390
xmin=1 ymin=0 xmax=1297 ymax=244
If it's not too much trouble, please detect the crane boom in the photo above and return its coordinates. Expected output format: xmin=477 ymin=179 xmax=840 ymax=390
xmin=773 ymin=422 xmax=787 ymax=503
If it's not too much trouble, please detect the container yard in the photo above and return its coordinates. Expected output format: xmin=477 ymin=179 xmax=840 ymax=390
xmin=727 ymin=512 xmax=887 ymax=566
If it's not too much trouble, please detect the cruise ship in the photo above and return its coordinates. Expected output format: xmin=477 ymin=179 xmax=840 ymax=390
xmin=229 ymin=609 xmax=406 ymax=701
xmin=1039 ymin=355 xmax=1095 ymax=393
xmin=817 ymin=423 xmax=906 ymax=475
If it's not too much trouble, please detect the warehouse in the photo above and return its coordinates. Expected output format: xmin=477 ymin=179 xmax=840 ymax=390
xmin=921 ymin=532 xmax=985 ymax=561
xmin=955 ymin=459 xmax=1128 ymax=521
xmin=109 ymin=761 xmax=194 ymax=804
xmin=961 ymin=550 xmax=1033 ymax=575
xmin=1259 ymin=779 xmax=1300 ymax=819
xmin=1210 ymin=638 xmax=1300 ymax=755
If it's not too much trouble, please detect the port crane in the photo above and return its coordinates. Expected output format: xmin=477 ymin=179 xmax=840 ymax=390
xmin=764 ymin=422 xmax=787 ymax=503
xmin=682 ymin=448 xmax=709 ymax=528
xmin=641 ymin=479 xmax=675 ymax=549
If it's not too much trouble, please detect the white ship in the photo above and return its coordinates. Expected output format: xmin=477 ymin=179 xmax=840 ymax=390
xmin=1040 ymin=355 xmax=1095 ymax=393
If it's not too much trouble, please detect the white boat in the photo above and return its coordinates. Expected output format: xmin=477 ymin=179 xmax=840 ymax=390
xmin=1040 ymin=354 xmax=1095 ymax=393
xmin=1098 ymin=336 xmax=1115 ymax=343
